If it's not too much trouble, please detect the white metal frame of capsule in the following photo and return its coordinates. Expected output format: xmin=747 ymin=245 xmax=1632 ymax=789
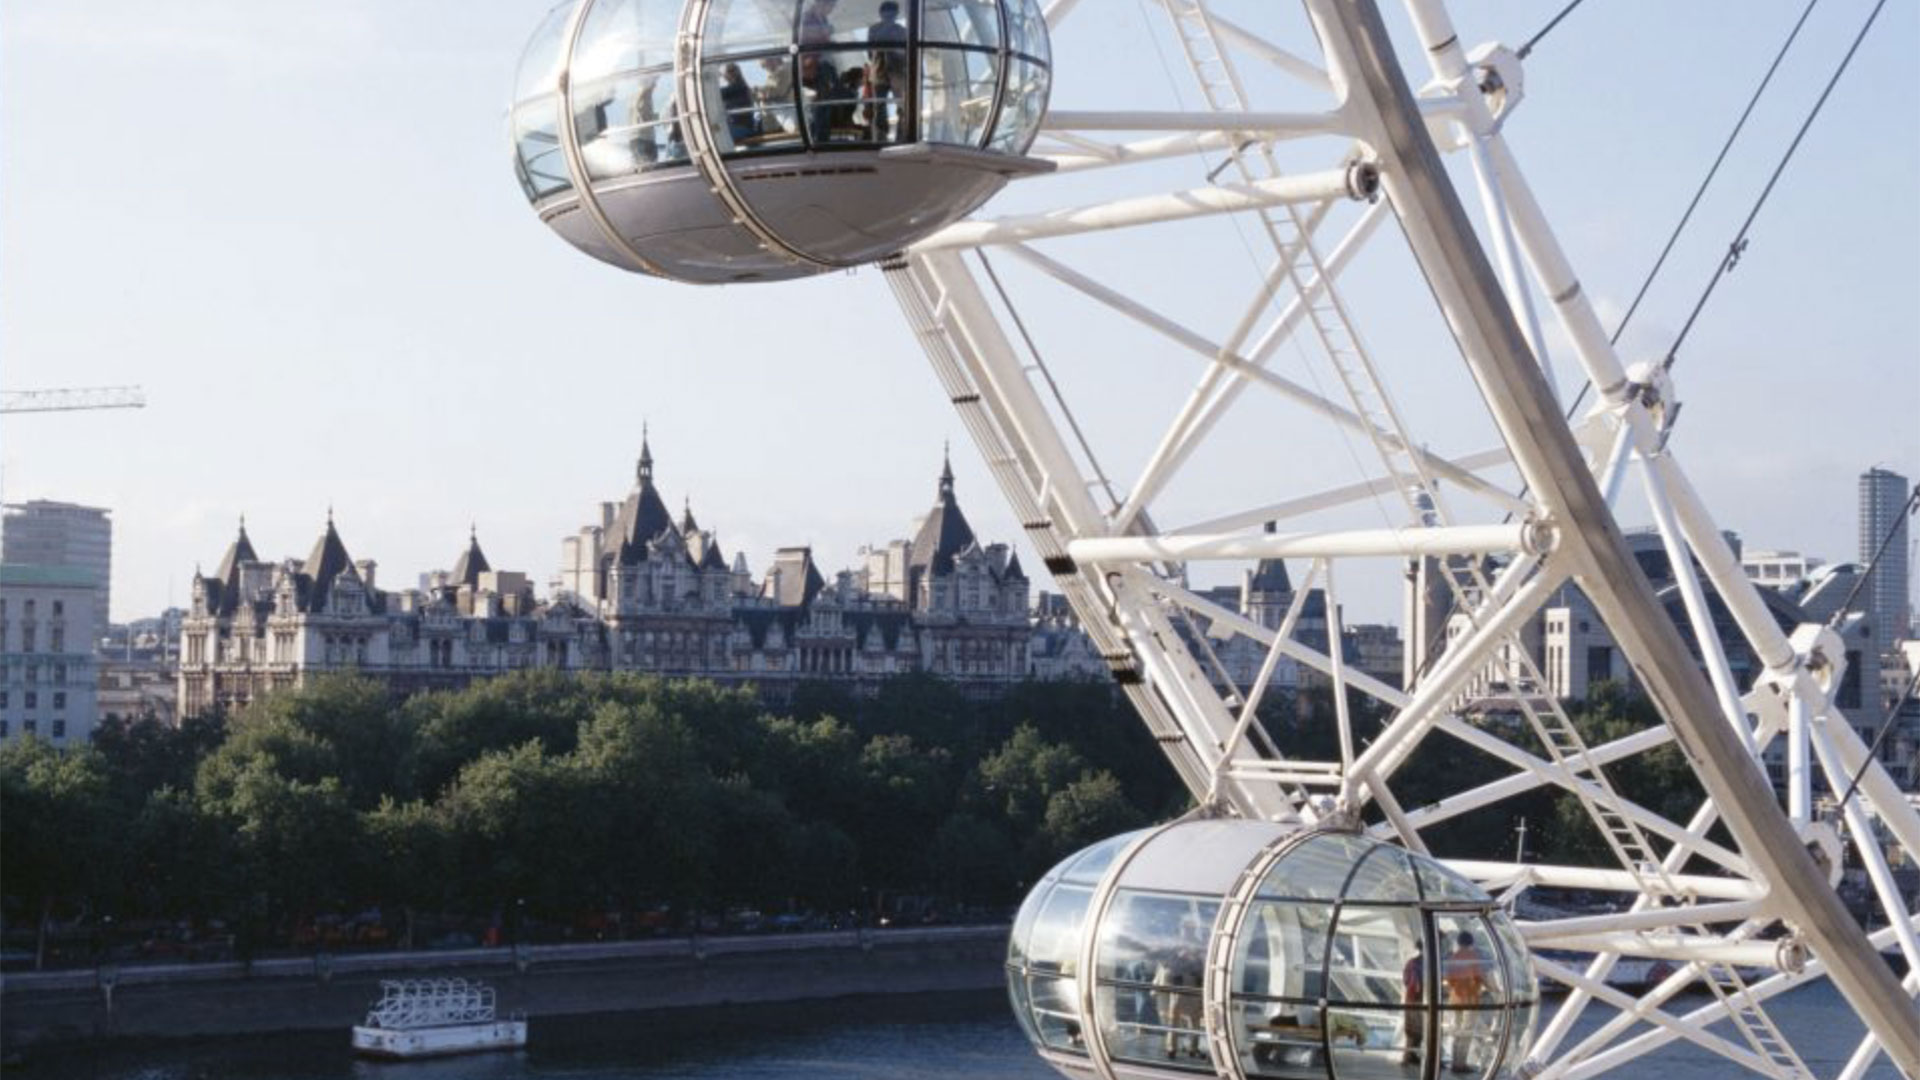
xmin=879 ymin=1 xmax=1920 ymax=1077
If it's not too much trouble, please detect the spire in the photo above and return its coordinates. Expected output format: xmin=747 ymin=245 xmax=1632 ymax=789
xmin=681 ymin=496 xmax=698 ymax=534
xmin=939 ymin=443 xmax=955 ymax=497
xmin=452 ymin=526 xmax=492 ymax=588
xmin=637 ymin=424 xmax=654 ymax=484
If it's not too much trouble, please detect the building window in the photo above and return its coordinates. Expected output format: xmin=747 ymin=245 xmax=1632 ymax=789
xmin=50 ymin=628 xmax=64 ymax=652
xmin=51 ymin=719 xmax=65 ymax=738
xmin=52 ymin=600 xmax=63 ymax=616
xmin=53 ymin=663 xmax=66 ymax=684
xmin=23 ymin=692 xmax=36 ymax=709
xmin=20 ymin=628 xmax=34 ymax=652
xmin=23 ymin=719 xmax=36 ymax=735
xmin=23 ymin=600 xmax=35 ymax=617
xmin=1587 ymin=646 xmax=1612 ymax=685
xmin=52 ymin=692 xmax=65 ymax=710
xmin=0 ymin=691 xmax=6 ymax=709
xmin=24 ymin=664 xmax=36 ymax=684
xmin=0 ymin=720 xmax=8 ymax=737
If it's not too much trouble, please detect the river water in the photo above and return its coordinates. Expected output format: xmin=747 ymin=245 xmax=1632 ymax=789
xmin=14 ymin=984 xmax=1900 ymax=1080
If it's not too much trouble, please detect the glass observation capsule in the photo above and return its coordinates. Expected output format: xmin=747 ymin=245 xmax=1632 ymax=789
xmin=510 ymin=0 xmax=1053 ymax=283
xmin=1007 ymin=821 xmax=1539 ymax=1080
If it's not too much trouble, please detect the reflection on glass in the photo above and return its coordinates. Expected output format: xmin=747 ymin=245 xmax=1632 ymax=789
xmin=1416 ymin=858 xmax=1488 ymax=903
xmin=1031 ymin=973 xmax=1084 ymax=1051
xmin=705 ymin=0 xmax=792 ymax=54
xmin=1003 ymin=0 xmax=1047 ymax=63
xmin=1029 ymin=884 xmax=1091 ymax=973
xmin=1326 ymin=907 xmax=1420 ymax=1006
xmin=1007 ymin=971 xmax=1040 ymax=1044
xmin=1344 ymin=844 xmax=1420 ymax=902
xmin=1061 ymin=829 xmax=1140 ymax=885
xmin=515 ymin=2 xmax=573 ymax=100
xmin=1096 ymin=891 xmax=1215 ymax=1069
xmin=1327 ymin=1006 xmax=1424 ymax=1080
xmin=1097 ymin=891 xmax=1215 ymax=983
xmin=1500 ymin=1004 xmax=1534 ymax=1076
xmin=1096 ymin=983 xmax=1207 ymax=1069
xmin=1264 ymin=832 xmax=1377 ymax=900
xmin=513 ymin=100 xmax=572 ymax=200
xmin=1440 ymin=1008 xmax=1502 ymax=1079
xmin=920 ymin=47 xmax=1000 ymax=146
xmin=921 ymin=0 xmax=1001 ymax=48
xmin=1236 ymin=901 xmax=1329 ymax=1000
xmin=988 ymin=58 xmax=1047 ymax=153
xmin=1490 ymin=917 xmax=1537 ymax=1004
xmin=572 ymin=0 xmax=678 ymax=82
xmin=574 ymin=73 xmax=681 ymax=179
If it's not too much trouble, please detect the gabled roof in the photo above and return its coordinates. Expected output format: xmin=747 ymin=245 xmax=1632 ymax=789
xmin=699 ymin=533 xmax=729 ymax=571
xmin=1003 ymin=551 xmax=1027 ymax=581
xmin=301 ymin=515 xmax=356 ymax=611
xmin=205 ymin=519 xmax=261 ymax=616
xmin=908 ymin=451 xmax=977 ymax=581
xmin=215 ymin=520 xmax=258 ymax=584
xmin=451 ymin=528 xmax=491 ymax=588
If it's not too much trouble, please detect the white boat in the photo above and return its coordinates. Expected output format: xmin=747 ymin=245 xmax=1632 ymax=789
xmin=350 ymin=978 xmax=527 ymax=1059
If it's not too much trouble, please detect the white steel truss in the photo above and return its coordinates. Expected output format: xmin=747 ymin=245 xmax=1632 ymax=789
xmin=886 ymin=0 xmax=1920 ymax=1076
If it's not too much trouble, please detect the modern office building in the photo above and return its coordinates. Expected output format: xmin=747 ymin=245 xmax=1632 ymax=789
xmin=2 ymin=501 xmax=112 ymax=623
xmin=1860 ymin=467 xmax=1913 ymax=657
xmin=0 ymin=564 xmax=102 ymax=744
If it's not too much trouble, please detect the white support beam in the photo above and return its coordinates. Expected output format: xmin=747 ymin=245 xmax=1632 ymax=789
xmin=1069 ymin=522 xmax=1536 ymax=564
xmin=1517 ymin=900 xmax=1765 ymax=941
xmin=1445 ymin=860 xmax=1763 ymax=902
xmin=1040 ymin=109 xmax=1343 ymax=135
xmin=913 ymin=169 xmax=1358 ymax=252
xmin=1172 ymin=446 xmax=1512 ymax=534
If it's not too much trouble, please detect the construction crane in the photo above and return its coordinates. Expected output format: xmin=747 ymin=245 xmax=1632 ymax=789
xmin=0 ymin=386 xmax=147 ymax=414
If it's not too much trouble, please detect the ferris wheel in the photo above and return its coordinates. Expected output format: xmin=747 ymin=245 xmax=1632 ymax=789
xmin=506 ymin=0 xmax=1920 ymax=1076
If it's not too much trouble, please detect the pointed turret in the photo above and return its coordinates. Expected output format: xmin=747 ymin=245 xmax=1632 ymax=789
xmin=303 ymin=514 xmax=355 ymax=610
xmin=611 ymin=435 xmax=675 ymax=564
xmin=681 ymin=497 xmax=699 ymax=535
xmin=451 ymin=525 xmax=492 ymax=588
xmin=215 ymin=517 xmax=259 ymax=586
xmin=909 ymin=447 xmax=978 ymax=584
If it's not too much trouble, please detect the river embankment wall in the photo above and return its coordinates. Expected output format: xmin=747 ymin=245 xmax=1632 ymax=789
xmin=0 ymin=925 xmax=1009 ymax=1049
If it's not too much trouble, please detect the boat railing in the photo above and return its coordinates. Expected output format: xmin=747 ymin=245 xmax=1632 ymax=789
xmin=363 ymin=977 xmax=497 ymax=1029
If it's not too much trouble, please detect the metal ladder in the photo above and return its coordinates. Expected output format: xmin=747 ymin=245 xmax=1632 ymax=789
xmin=1700 ymin=962 xmax=1814 ymax=1079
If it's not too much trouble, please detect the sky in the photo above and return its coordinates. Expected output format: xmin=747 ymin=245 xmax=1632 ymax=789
xmin=2 ymin=0 xmax=1915 ymax=626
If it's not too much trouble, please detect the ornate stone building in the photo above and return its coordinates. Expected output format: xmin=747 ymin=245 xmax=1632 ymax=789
xmin=179 ymin=517 xmax=605 ymax=717
xmin=178 ymin=441 xmax=1036 ymax=714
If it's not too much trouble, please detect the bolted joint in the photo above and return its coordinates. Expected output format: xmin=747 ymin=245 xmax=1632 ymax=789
xmin=1345 ymin=160 xmax=1382 ymax=202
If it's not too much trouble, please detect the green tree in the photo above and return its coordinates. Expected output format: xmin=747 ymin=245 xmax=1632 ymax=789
xmin=972 ymin=724 xmax=1088 ymax=833
xmin=1040 ymin=771 xmax=1144 ymax=857
xmin=0 ymin=738 xmax=117 ymax=966
xmin=363 ymin=797 xmax=453 ymax=947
